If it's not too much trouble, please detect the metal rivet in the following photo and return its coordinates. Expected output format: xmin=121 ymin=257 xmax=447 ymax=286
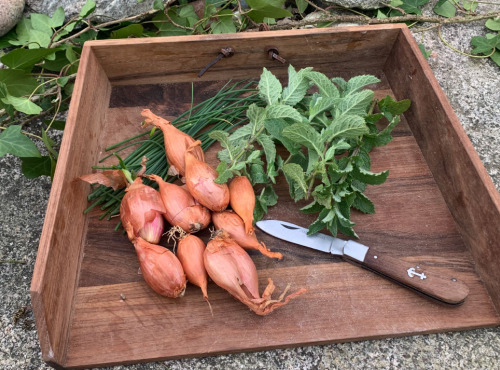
xmin=198 ymin=47 xmax=235 ymax=77
xmin=265 ymin=46 xmax=286 ymax=64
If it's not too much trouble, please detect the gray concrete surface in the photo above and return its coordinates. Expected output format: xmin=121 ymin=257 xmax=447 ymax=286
xmin=1 ymin=3 xmax=500 ymax=369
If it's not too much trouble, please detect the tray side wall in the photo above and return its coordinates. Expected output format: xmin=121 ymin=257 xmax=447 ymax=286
xmin=84 ymin=25 xmax=403 ymax=85
xmin=384 ymin=27 xmax=500 ymax=312
xmin=30 ymin=45 xmax=112 ymax=366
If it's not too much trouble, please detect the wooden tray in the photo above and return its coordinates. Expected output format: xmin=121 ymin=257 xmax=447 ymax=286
xmin=31 ymin=25 xmax=500 ymax=369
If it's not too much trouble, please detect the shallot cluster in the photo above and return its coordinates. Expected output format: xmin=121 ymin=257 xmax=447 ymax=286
xmin=79 ymin=110 xmax=306 ymax=315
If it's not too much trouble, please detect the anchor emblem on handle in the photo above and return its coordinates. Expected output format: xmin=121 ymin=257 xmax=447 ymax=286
xmin=407 ymin=267 xmax=427 ymax=280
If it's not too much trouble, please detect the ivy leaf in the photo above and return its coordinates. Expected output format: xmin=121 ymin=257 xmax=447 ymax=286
xmin=0 ymin=69 xmax=39 ymax=98
xmin=258 ymin=68 xmax=282 ymax=105
xmin=246 ymin=0 xmax=293 ymax=23
xmin=282 ymin=163 xmax=308 ymax=194
xmin=31 ymin=13 xmax=54 ymax=35
xmin=281 ymin=65 xmax=311 ymax=106
xmin=462 ymin=0 xmax=478 ymax=12
xmin=486 ymin=17 xmax=500 ymax=31
xmin=490 ymin=50 xmax=500 ymax=67
xmin=211 ymin=9 xmax=236 ymax=34
xmin=28 ymin=29 xmax=51 ymax=48
xmin=1 ymin=48 xmax=58 ymax=70
xmin=399 ymin=0 xmax=429 ymax=15
xmin=305 ymin=71 xmax=340 ymax=99
xmin=21 ymin=156 xmax=53 ymax=178
xmin=50 ymin=7 xmax=66 ymax=28
xmin=296 ymin=0 xmax=308 ymax=13
xmin=1 ymin=95 xmax=43 ymax=115
xmin=0 ymin=125 xmax=41 ymax=158
xmin=471 ymin=34 xmax=500 ymax=55
xmin=111 ymin=24 xmax=144 ymax=39
xmin=433 ymin=0 xmax=456 ymax=18
xmin=80 ymin=0 xmax=97 ymax=18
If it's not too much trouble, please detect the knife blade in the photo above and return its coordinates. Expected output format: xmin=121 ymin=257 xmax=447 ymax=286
xmin=256 ymin=219 xmax=469 ymax=305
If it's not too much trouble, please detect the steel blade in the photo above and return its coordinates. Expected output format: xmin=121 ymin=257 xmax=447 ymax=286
xmin=256 ymin=220 xmax=345 ymax=255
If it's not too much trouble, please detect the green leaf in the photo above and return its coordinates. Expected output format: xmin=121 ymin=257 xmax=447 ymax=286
xmin=265 ymin=104 xmax=303 ymax=122
xmin=246 ymin=103 xmax=266 ymax=132
xmin=335 ymin=89 xmax=374 ymax=116
xmin=462 ymin=0 xmax=478 ymax=11
xmin=281 ymin=65 xmax=311 ymax=106
xmin=31 ymin=13 xmax=54 ymax=35
xmin=229 ymin=124 xmax=253 ymax=143
xmin=15 ymin=18 xmax=32 ymax=44
xmin=214 ymin=161 xmax=234 ymax=183
xmin=308 ymin=94 xmax=334 ymax=121
xmin=42 ymin=129 xmax=58 ymax=159
xmin=246 ymin=0 xmax=293 ymax=23
xmin=352 ymin=166 xmax=389 ymax=185
xmin=50 ymin=7 xmax=65 ymax=28
xmin=418 ymin=43 xmax=432 ymax=59
xmin=1 ymin=95 xmax=43 ymax=115
xmin=322 ymin=114 xmax=368 ymax=142
xmin=21 ymin=156 xmax=53 ymax=178
xmin=153 ymin=0 xmax=164 ymax=10
xmin=296 ymin=0 xmax=308 ymax=13
xmin=433 ymin=0 xmax=456 ymax=18
xmin=352 ymin=192 xmax=375 ymax=214
xmin=307 ymin=217 xmax=326 ymax=235
xmin=470 ymin=34 xmax=499 ymax=55
xmin=211 ymin=9 xmax=236 ymax=34
xmin=209 ymin=130 xmax=231 ymax=149
xmin=486 ymin=17 xmax=500 ymax=31
xmin=344 ymin=75 xmax=380 ymax=96
xmin=258 ymin=68 xmax=282 ymax=105
xmin=283 ymin=163 xmax=308 ymax=194
xmin=256 ymin=134 xmax=276 ymax=165
xmin=264 ymin=118 xmax=300 ymax=154
xmin=28 ymin=29 xmax=51 ymax=48
xmin=80 ymin=0 xmax=97 ymax=18
xmin=305 ymin=71 xmax=340 ymax=99
xmin=283 ymin=123 xmax=323 ymax=155
xmin=400 ymin=0 xmax=429 ymax=15
xmin=1 ymin=48 xmax=58 ymax=70
xmin=111 ymin=24 xmax=144 ymax=39
xmin=0 ymin=126 xmax=41 ymax=158
xmin=490 ymin=50 xmax=500 ymax=67
xmin=378 ymin=95 xmax=411 ymax=116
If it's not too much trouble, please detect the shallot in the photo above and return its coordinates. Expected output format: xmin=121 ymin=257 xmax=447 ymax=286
xmin=146 ymin=174 xmax=210 ymax=233
xmin=185 ymin=140 xmax=230 ymax=212
xmin=229 ymin=176 xmax=255 ymax=234
xmin=203 ymin=231 xmax=306 ymax=315
xmin=120 ymin=177 xmax=166 ymax=244
xmin=133 ymin=237 xmax=186 ymax=298
xmin=141 ymin=109 xmax=204 ymax=177
xmin=212 ymin=210 xmax=282 ymax=260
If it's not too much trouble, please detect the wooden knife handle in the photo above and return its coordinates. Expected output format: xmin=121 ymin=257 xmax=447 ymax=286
xmin=343 ymin=245 xmax=469 ymax=305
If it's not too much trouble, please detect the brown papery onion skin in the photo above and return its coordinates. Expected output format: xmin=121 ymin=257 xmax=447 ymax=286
xmin=212 ymin=211 xmax=283 ymax=260
xmin=177 ymin=234 xmax=209 ymax=299
xmin=120 ymin=177 xmax=166 ymax=244
xmin=133 ymin=237 xmax=186 ymax=298
xmin=146 ymin=174 xmax=210 ymax=233
xmin=141 ymin=109 xmax=204 ymax=177
xmin=185 ymin=140 xmax=230 ymax=212
xmin=229 ymin=176 xmax=255 ymax=234
xmin=204 ymin=231 xmax=306 ymax=316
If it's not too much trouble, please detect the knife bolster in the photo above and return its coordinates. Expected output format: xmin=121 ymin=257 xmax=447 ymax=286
xmin=343 ymin=241 xmax=369 ymax=262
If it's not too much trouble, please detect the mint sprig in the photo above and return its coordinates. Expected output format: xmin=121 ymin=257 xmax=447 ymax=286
xmin=210 ymin=66 xmax=410 ymax=238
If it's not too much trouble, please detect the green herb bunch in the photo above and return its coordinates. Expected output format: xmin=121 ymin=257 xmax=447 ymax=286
xmin=209 ymin=66 xmax=410 ymax=237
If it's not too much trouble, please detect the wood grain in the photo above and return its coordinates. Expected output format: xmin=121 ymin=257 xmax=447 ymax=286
xmin=30 ymin=46 xmax=112 ymax=367
xmin=384 ymin=27 xmax=500 ymax=312
xmin=30 ymin=25 xmax=500 ymax=369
